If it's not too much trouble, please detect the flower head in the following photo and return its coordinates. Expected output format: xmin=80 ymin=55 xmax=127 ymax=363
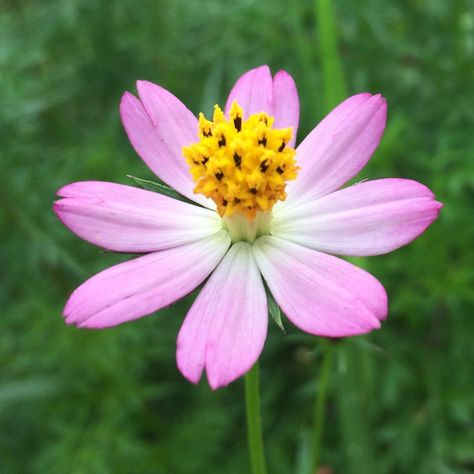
xmin=54 ymin=65 xmax=442 ymax=389
xmin=183 ymin=101 xmax=298 ymax=219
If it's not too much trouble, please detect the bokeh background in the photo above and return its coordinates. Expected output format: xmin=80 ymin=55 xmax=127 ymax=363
xmin=1 ymin=0 xmax=473 ymax=472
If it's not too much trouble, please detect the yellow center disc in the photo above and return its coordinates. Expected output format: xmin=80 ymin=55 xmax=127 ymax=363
xmin=183 ymin=101 xmax=299 ymax=220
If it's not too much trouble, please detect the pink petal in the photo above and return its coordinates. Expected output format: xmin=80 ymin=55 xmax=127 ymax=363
xmin=224 ymin=66 xmax=300 ymax=145
xmin=253 ymin=236 xmax=387 ymax=337
xmin=63 ymin=230 xmax=231 ymax=328
xmin=272 ymin=70 xmax=300 ymax=148
xmin=120 ymin=88 xmax=213 ymax=209
xmin=177 ymin=242 xmax=267 ymax=389
xmin=284 ymin=93 xmax=387 ymax=207
xmin=54 ymin=181 xmax=221 ymax=252
xmin=273 ymin=179 xmax=442 ymax=256
xmin=225 ymin=65 xmax=273 ymax=118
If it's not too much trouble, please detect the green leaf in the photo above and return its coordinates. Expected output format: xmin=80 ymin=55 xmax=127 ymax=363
xmin=127 ymin=175 xmax=197 ymax=205
xmin=267 ymin=289 xmax=285 ymax=333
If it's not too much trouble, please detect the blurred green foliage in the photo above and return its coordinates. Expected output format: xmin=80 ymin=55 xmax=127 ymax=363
xmin=1 ymin=0 xmax=473 ymax=472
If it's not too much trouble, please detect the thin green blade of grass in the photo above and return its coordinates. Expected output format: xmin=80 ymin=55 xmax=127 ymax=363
xmin=315 ymin=0 xmax=347 ymax=113
xmin=313 ymin=2 xmax=377 ymax=473
xmin=335 ymin=343 xmax=377 ymax=474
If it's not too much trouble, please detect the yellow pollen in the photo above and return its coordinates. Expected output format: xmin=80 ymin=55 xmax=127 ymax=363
xmin=182 ymin=101 xmax=299 ymax=220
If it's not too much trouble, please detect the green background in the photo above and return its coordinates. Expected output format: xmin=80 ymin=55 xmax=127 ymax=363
xmin=1 ymin=0 xmax=473 ymax=472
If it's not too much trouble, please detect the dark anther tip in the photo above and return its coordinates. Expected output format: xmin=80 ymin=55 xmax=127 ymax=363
xmin=233 ymin=153 xmax=242 ymax=167
xmin=234 ymin=116 xmax=242 ymax=132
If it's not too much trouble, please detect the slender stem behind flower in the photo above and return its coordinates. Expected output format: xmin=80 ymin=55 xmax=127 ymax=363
xmin=315 ymin=0 xmax=347 ymax=114
xmin=311 ymin=0 xmax=347 ymax=469
xmin=245 ymin=362 xmax=268 ymax=474
xmin=311 ymin=344 xmax=334 ymax=473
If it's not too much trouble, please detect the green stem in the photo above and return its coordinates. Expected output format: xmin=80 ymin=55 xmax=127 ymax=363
xmin=315 ymin=0 xmax=348 ymax=113
xmin=311 ymin=344 xmax=334 ymax=473
xmin=310 ymin=1 xmax=346 ymax=471
xmin=245 ymin=362 xmax=268 ymax=474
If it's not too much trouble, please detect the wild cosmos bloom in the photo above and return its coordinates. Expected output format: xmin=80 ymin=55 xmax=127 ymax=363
xmin=54 ymin=65 xmax=442 ymax=389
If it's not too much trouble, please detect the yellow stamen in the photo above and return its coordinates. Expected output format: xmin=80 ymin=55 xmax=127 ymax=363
xmin=183 ymin=101 xmax=298 ymax=220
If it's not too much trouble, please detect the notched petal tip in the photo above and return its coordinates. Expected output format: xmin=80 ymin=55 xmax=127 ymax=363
xmin=327 ymin=316 xmax=382 ymax=338
xmin=119 ymin=90 xmax=153 ymax=126
xmin=135 ymin=80 xmax=160 ymax=103
xmin=54 ymin=180 xmax=97 ymax=198
xmin=284 ymin=91 xmax=390 ymax=204
xmin=119 ymin=90 xmax=138 ymax=111
xmin=135 ymin=79 xmax=153 ymax=90
xmin=55 ymin=182 xmax=75 ymax=198
xmin=369 ymin=94 xmax=388 ymax=134
xmin=53 ymin=199 xmax=81 ymax=232
xmin=271 ymin=68 xmax=300 ymax=147
xmin=378 ymin=290 xmax=389 ymax=322
xmin=352 ymin=92 xmax=373 ymax=100
xmin=176 ymin=243 xmax=267 ymax=390
xmin=376 ymin=94 xmax=388 ymax=118
xmin=175 ymin=338 xmax=204 ymax=385
xmin=119 ymin=91 xmax=148 ymax=128
xmin=225 ymin=65 xmax=274 ymax=117
xmin=369 ymin=92 xmax=387 ymax=113
xmin=275 ymin=177 xmax=443 ymax=257
xmin=207 ymin=373 xmax=233 ymax=391
xmin=408 ymin=198 xmax=443 ymax=240
xmin=62 ymin=293 xmax=82 ymax=325
xmin=61 ymin=233 xmax=230 ymax=331
xmin=273 ymin=68 xmax=292 ymax=80
xmin=176 ymin=357 xmax=235 ymax=390
xmin=62 ymin=313 xmax=81 ymax=329
xmin=120 ymin=90 xmax=136 ymax=101
xmin=254 ymin=236 xmax=388 ymax=338
xmin=244 ymin=64 xmax=271 ymax=75
xmin=52 ymin=201 xmax=67 ymax=227
xmin=52 ymin=200 xmax=62 ymax=213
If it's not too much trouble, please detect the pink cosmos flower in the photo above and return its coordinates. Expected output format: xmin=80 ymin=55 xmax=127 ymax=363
xmin=54 ymin=65 xmax=442 ymax=389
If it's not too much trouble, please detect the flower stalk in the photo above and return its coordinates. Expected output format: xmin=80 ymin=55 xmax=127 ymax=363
xmin=311 ymin=343 xmax=334 ymax=473
xmin=245 ymin=362 xmax=268 ymax=474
